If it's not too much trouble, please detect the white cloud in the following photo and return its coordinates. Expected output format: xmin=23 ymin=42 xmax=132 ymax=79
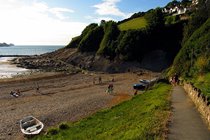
xmin=93 ymin=0 xmax=131 ymax=19
xmin=85 ymin=15 xmax=115 ymax=23
xmin=0 ymin=0 xmax=87 ymax=45
xmin=50 ymin=7 xmax=74 ymax=20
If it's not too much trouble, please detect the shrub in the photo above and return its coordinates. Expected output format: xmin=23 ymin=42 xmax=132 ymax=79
xmin=66 ymin=36 xmax=81 ymax=48
xmin=47 ymin=128 xmax=59 ymax=135
xmin=97 ymin=21 xmax=120 ymax=59
xmin=78 ymin=26 xmax=104 ymax=52
xmin=145 ymin=8 xmax=164 ymax=29
xmin=59 ymin=123 xmax=69 ymax=130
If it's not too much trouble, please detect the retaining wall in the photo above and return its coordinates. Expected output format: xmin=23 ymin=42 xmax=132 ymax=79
xmin=183 ymin=83 xmax=210 ymax=128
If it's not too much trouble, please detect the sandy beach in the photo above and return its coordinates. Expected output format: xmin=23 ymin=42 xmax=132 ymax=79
xmin=0 ymin=71 xmax=159 ymax=140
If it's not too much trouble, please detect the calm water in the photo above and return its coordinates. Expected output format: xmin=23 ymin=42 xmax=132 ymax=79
xmin=0 ymin=45 xmax=63 ymax=55
xmin=0 ymin=45 xmax=64 ymax=78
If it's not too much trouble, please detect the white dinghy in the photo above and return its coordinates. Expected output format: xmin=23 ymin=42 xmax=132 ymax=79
xmin=20 ymin=116 xmax=44 ymax=135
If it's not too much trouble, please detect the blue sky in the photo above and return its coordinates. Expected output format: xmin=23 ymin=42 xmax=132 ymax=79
xmin=44 ymin=0 xmax=173 ymax=22
xmin=0 ymin=0 xmax=173 ymax=45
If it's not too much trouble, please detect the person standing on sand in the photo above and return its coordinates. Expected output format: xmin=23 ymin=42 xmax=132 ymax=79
xmin=99 ymin=76 xmax=102 ymax=84
xmin=107 ymin=83 xmax=114 ymax=94
xmin=134 ymin=90 xmax=138 ymax=95
xmin=16 ymin=89 xmax=21 ymax=96
xmin=111 ymin=76 xmax=115 ymax=82
xmin=93 ymin=77 xmax=95 ymax=85
xmin=35 ymin=82 xmax=40 ymax=93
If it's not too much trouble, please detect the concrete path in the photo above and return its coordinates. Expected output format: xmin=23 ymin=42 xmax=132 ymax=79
xmin=168 ymin=86 xmax=210 ymax=140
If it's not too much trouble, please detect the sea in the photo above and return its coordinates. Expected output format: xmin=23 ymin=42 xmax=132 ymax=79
xmin=0 ymin=45 xmax=64 ymax=78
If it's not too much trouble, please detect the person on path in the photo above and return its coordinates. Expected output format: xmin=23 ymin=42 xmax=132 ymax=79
xmin=174 ymin=73 xmax=179 ymax=85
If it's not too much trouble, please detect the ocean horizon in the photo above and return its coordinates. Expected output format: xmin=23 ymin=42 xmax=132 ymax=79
xmin=0 ymin=45 xmax=64 ymax=78
xmin=0 ymin=45 xmax=64 ymax=55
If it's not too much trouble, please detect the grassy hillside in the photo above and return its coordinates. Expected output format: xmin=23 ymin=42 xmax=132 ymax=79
xmin=171 ymin=18 xmax=210 ymax=77
xmin=33 ymin=83 xmax=171 ymax=140
xmin=118 ymin=17 xmax=147 ymax=31
xmin=170 ymin=18 xmax=210 ymax=100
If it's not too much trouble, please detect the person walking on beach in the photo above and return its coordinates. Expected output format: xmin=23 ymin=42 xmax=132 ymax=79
xmin=99 ymin=76 xmax=102 ymax=84
xmin=93 ymin=77 xmax=96 ymax=85
xmin=134 ymin=90 xmax=138 ymax=95
xmin=35 ymin=82 xmax=40 ymax=93
xmin=111 ymin=76 xmax=115 ymax=82
xmin=107 ymin=83 xmax=114 ymax=94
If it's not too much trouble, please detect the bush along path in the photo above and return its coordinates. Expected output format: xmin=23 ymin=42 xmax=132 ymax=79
xmin=168 ymin=86 xmax=210 ymax=140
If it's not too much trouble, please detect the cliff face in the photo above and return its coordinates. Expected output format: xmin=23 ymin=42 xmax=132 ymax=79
xmin=62 ymin=20 xmax=184 ymax=72
xmin=14 ymin=3 xmax=193 ymax=73
xmin=14 ymin=10 xmax=184 ymax=73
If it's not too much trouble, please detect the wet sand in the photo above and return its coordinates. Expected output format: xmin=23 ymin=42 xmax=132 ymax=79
xmin=0 ymin=71 xmax=159 ymax=140
xmin=0 ymin=57 xmax=28 ymax=79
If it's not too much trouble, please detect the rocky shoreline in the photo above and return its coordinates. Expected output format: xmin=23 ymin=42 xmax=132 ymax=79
xmin=11 ymin=47 xmax=164 ymax=74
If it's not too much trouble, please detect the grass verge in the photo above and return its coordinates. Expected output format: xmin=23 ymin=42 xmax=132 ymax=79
xmin=118 ymin=17 xmax=147 ymax=31
xmin=33 ymin=83 xmax=171 ymax=140
xmin=191 ymin=73 xmax=210 ymax=101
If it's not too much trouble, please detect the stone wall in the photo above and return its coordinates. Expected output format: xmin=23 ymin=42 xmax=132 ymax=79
xmin=183 ymin=83 xmax=210 ymax=128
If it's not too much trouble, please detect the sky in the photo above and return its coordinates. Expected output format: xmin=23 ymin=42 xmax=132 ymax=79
xmin=0 ymin=0 xmax=173 ymax=45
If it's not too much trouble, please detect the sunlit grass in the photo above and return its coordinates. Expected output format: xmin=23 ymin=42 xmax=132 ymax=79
xmin=33 ymin=83 xmax=171 ymax=140
xmin=118 ymin=17 xmax=147 ymax=31
xmin=193 ymin=73 xmax=210 ymax=100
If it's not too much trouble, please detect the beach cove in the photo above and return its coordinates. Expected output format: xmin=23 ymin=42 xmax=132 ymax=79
xmin=0 ymin=70 xmax=160 ymax=140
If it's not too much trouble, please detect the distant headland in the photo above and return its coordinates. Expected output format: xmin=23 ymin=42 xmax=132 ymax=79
xmin=0 ymin=42 xmax=14 ymax=47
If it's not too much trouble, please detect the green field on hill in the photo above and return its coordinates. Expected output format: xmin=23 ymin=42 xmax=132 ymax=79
xmin=118 ymin=17 xmax=147 ymax=31
xmin=33 ymin=83 xmax=171 ymax=140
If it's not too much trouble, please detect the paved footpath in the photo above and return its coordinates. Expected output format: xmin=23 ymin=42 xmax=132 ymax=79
xmin=168 ymin=86 xmax=210 ymax=140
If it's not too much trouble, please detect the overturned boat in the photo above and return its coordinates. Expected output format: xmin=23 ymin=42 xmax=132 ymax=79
xmin=20 ymin=116 xmax=44 ymax=135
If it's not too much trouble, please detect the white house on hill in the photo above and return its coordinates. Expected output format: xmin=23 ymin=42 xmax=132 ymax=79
xmin=192 ymin=0 xmax=199 ymax=5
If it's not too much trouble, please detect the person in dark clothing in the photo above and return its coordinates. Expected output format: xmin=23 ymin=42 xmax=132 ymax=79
xmin=174 ymin=73 xmax=179 ymax=85
xmin=107 ymin=83 xmax=114 ymax=94
xmin=99 ymin=76 xmax=102 ymax=84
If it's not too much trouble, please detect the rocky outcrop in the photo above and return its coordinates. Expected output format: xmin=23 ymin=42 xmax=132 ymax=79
xmin=12 ymin=55 xmax=77 ymax=72
xmin=0 ymin=43 xmax=14 ymax=47
xmin=13 ymin=47 xmax=169 ymax=73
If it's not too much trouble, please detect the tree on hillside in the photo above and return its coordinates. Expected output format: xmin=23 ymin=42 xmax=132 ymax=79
xmin=78 ymin=26 xmax=104 ymax=52
xmin=206 ymin=0 xmax=210 ymax=17
xmin=166 ymin=0 xmax=180 ymax=7
xmin=171 ymin=18 xmax=210 ymax=77
xmin=66 ymin=36 xmax=81 ymax=48
xmin=66 ymin=23 xmax=98 ymax=48
xmin=181 ymin=0 xmax=192 ymax=7
xmin=97 ymin=21 xmax=120 ymax=59
xmin=116 ymin=30 xmax=141 ymax=61
xmin=145 ymin=8 xmax=164 ymax=29
xmin=81 ymin=23 xmax=98 ymax=36
xmin=182 ymin=0 xmax=209 ymax=44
